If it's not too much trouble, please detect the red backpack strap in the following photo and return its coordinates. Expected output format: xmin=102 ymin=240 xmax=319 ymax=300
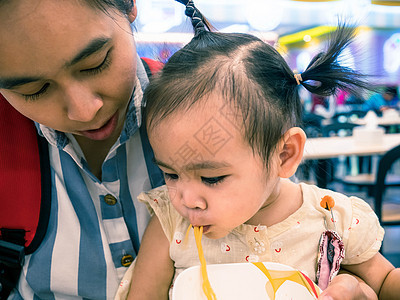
xmin=0 ymin=94 xmax=51 ymax=298
xmin=140 ymin=57 xmax=164 ymax=78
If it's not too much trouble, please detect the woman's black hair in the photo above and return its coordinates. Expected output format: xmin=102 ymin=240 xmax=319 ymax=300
xmin=144 ymin=0 xmax=370 ymax=168
xmin=83 ymin=0 xmax=134 ymax=16
xmin=0 ymin=0 xmax=134 ymax=13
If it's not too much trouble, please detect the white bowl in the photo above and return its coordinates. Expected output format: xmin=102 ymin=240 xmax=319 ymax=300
xmin=172 ymin=262 xmax=321 ymax=300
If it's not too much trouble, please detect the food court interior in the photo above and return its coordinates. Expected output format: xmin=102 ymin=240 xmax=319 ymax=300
xmin=135 ymin=0 xmax=400 ymax=267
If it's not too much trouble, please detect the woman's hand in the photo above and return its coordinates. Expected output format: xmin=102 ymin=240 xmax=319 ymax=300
xmin=318 ymin=273 xmax=377 ymax=300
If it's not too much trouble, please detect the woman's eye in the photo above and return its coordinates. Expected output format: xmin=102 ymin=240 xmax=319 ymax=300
xmin=22 ymin=83 xmax=50 ymax=101
xmin=164 ymin=172 xmax=179 ymax=181
xmin=81 ymin=48 xmax=112 ymax=75
xmin=201 ymin=176 xmax=227 ymax=186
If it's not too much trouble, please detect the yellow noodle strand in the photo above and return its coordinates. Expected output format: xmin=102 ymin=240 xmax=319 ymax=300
xmin=253 ymin=262 xmax=320 ymax=299
xmin=193 ymin=226 xmax=217 ymax=300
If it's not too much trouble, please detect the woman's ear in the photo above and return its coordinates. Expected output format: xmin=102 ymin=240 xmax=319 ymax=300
xmin=127 ymin=0 xmax=137 ymax=23
xmin=277 ymin=127 xmax=306 ymax=178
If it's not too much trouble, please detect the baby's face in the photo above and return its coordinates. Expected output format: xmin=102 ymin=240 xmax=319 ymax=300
xmin=148 ymin=95 xmax=281 ymax=239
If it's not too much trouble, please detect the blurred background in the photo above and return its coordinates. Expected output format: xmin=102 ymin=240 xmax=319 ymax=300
xmin=134 ymin=0 xmax=400 ymax=85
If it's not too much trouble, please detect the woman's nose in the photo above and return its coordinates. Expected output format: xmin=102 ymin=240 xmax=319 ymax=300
xmin=64 ymin=84 xmax=103 ymax=121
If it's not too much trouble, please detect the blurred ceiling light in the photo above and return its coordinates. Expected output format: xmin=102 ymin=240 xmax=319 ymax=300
xmin=134 ymin=32 xmax=193 ymax=44
xmin=303 ymin=35 xmax=312 ymax=42
xmin=245 ymin=0 xmax=283 ymax=31
xmin=283 ymin=0 xmax=344 ymax=26
xmin=137 ymin=0 xmax=183 ymax=33
xmin=337 ymin=0 xmax=371 ymax=22
xmin=383 ymin=33 xmax=400 ymax=73
xmin=296 ymin=51 xmax=312 ymax=72
xmin=220 ymin=24 xmax=250 ymax=33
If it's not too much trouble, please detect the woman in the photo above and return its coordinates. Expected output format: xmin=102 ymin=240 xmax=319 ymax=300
xmin=0 ymin=0 xmax=163 ymax=299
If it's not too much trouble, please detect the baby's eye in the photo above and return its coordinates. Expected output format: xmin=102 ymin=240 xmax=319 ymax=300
xmin=164 ymin=172 xmax=179 ymax=181
xmin=201 ymin=176 xmax=227 ymax=186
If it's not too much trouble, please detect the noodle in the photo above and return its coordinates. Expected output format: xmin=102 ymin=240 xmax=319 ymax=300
xmin=192 ymin=225 xmax=217 ymax=300
xmin=253 ymin=262 xmax=320 ymax=299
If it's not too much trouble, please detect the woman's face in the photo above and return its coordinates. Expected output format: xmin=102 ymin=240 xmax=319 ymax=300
xmin=0 ymin=0 xmax=137 ymax=142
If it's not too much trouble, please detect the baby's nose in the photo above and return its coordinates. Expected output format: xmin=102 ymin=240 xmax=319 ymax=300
xmin=181 ymin=189 xmax=207 ymax=211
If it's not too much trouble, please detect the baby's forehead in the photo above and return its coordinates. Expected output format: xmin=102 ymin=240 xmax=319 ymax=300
xmin=150 ymin=91 xmax=241 ymax=122
xmin=184 ymin=96 xmax=244 ymax=131
xmin=149 ymin=99 xmax=243 ymax=140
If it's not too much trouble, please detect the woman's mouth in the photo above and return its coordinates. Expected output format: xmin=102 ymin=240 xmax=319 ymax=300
xmin=79 ymin=112 xmax=118 ymax=140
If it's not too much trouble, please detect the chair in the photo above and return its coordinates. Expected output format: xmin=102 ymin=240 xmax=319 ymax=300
xmin=314 ymin=122 xmax=360 ymax=188
xmin=337 ymin=139 xmax=400 ymax=198
xmin=373 ymin=144 xmax=400 ymax=226
xmin=302 ymin=113 xmax=324 ymax=139
xmin=296 ymin=113 xmax=324 ymax=184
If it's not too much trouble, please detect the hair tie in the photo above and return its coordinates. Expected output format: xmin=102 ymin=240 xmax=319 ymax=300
xmin=184 ymin=0 xmax=206 ymax=32
xmin=294 ymin=73 xmax=303 ymax=86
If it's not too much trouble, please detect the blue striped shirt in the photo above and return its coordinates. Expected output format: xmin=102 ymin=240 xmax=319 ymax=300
xmin=10 ymin=58 xmax=164 ymax=300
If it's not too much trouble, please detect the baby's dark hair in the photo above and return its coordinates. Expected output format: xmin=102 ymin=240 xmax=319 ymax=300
xmin=144 ymin=0 xmax=370 ymax=168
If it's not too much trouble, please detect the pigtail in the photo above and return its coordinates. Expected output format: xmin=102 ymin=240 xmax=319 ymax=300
xmin=295 ymin=23 xmax=370 ymax=97
xmin=175 ymin=0 xmax=214 ymax=34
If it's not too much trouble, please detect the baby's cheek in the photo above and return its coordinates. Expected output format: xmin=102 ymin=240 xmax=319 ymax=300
xmin=166 ymin=185 xmax=178 ymax=202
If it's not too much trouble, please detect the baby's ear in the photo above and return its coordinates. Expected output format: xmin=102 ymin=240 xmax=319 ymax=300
xmin=277 ymin=127 xmax=306 ymax=178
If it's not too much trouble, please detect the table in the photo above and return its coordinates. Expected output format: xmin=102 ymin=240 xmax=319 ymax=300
xmin=302 ymin=133 xmax=400 ymax=188
xmin=352 ymin=110 xmax=400 ymax=130
xmin=303 ymin=133 xmax=400 ymax=160
xmin=353 ymin=118 xmax=400 ymax=127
